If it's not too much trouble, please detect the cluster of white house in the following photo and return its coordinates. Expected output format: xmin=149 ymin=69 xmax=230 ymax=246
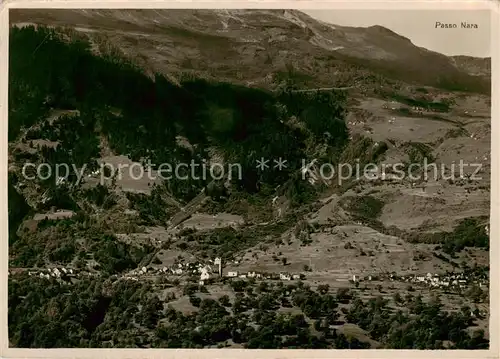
xmin=35 ymin=267 xmax=72 ymax=278
xmin=125 ymin=262 xmax=216 ymax=277
xmin=405 ymin=273 xmax=465 ymax=287
xmin=347 ymin=120 xmax=366 ymax=127
xmin=348 ymin=270 xmax=487 ymax=290
xmin=382 ymin=102 xmax=442 ymax=114
xmin=119 ymin=258 xmax=223 ymax=284
xmin=118 ymin=258 xmax=305 ymax=285
xmin=404 ymin=272 xmax=486 ymax=289
xmin=55 ymin=168 xmax=101 ymax=187
xmin=224 ymin=271 xmax=303 ymax=282
xmin=21 ymin=267 xmax=95 ymax=280
xmin=380 ymin=271 xmax=488 ymax=289
xmin=86 ymin=169 xmax=101 ymax=178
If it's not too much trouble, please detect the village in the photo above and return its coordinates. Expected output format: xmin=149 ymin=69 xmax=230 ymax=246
xmin=8 ymin=257 xmax=307 ymax=286
xmin=370 ymin=269 xmax=489 ymax=291
xmin=10 ymin=255 xmax=488 ymax=295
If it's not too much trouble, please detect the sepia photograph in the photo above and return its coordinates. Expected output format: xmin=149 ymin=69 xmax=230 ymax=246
xmin=2 ymin=1 xmax=496 ymax=355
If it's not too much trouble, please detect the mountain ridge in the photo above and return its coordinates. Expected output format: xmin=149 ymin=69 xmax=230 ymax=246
xmin=9 ymin=9 xmax=490 ymax=94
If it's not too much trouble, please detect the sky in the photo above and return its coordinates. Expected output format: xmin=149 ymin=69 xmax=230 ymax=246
xmin=303 ymin=10 xmax=491 ymax=58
